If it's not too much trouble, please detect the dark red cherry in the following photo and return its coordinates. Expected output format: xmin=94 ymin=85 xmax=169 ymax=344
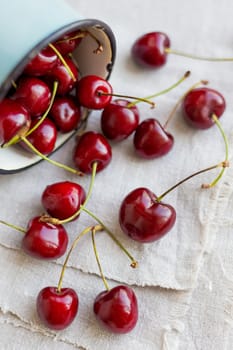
xmin=119 ymin=187 xmax=176 ymax=243
xmin=76 ymin=75 xmax=112 ymax=109
xmin=12 ymin=77 xmax=51 ymax=117
xmin=101 ymin=99 xmax=140 ymax=141
xmin=73 ymin=131 xmax=112 ymax=174
xmin=50 ymin=96 xmax=81 ymax=133
xmin=24 ymin=47 xmax=58 ymax=76
xmin=182 ymin=87 xmax=226 ymax=129
xmin=131 ymin=32 xmax=170 ymax=68
xmin=53 ymin=30 xmax=83 ymax=55
xmin=48 ymin=57 xmax=78 ymax=96
xmin=0 ymin=99 xmax=31 ymax=144
xmin=20 ymin=117 xmax=57 ymax=154
xmin=37 ymin=286 xmax=78 ymax=330
xmin=94 ymin=285 xmax=138 ymax=334
xmin=42 ymin=181 xmax=86 ymax=220
xmin=22 ymin=216 xmax=68 ymax=259
xmin=133 ymin=118 xmax=174 ymax=158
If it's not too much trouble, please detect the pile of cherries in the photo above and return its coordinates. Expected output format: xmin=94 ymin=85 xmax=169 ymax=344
xmin=0 ymin=28 xmax=230 ymax=334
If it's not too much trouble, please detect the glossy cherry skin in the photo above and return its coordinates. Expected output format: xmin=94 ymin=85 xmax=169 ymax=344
xmin=131 ymin=32 xmax=170 ymax=68
xmin=0 ymin=99 xmax=31 ymax=144
xmin=50 ymin=96 xmax=81 ymax=133
xmin=53 ymin=30 xmax=83 ymax=55
xmin=37 ymin=286 xmax=78 ymax=330
xmin=12 ymin=77 xmax=51 ymax=117
xmin=182 ymin=87 xmax=226 ymax=129
xmin=76 ymin=75 xmax=113 ymax=109
xmin=94 ymin=285 xmax=138 ymax=334
xmin=73 ymin=131 xmax=112 ymax=174
xmin=133 ymin=118 xmax=174 ymax=158
xmin=24 ymin=47 xmax=58 ymax=76
xmin=101 ymin=99 xmax=140 ymax=141
xmin=119 ymin=187 xmax=176 ymax=243
xmin=22 ymin=216 xmax=68 ymax=259
xmin=42 ymin=181 xmax=86 ymax=220
xmin=20 ymin=117 xmax=57 ymax=154
xmin=48 ymin=57 xmax=78 ymax=96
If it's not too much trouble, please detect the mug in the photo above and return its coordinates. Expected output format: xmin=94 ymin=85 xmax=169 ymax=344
xmin=0 ymin=0 xmax=116 ymax=174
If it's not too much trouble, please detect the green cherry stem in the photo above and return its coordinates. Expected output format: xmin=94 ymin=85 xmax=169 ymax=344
xmin=81 ymin=206 xmax=138 ymax=268
xmin=25 ymin=81 xmax=58 ymax=137
xmin=98 ymin=91 xmax=156 ymax=108
xmin=165 ymin=47 xmax=233 ymax=62
xmin=0 ymin=219 xmax=25 ymax=234
xmin=41 ymin=162 xmax=98 ymax=225
xmin=20 ymin=136 xmax=83 ymax=176
xmin=202 ymin=114 xmax=229 ymax=189
xmin=127 ymin=70 xmax=191 ymax=108
xmin=57 ymin=224 xmax=103 ymax=293
xmin=156 ymin=161 xmax=228 ymax=203
xmin=49 ymin=43 xmax=76 ymax=81
xmin=163 ymin=79 xmax=209 ymax=129
xmin=91 ymin=226 xmax=110 ymax=291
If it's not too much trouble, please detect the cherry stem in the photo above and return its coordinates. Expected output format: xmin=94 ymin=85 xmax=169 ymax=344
xmin=165 ymin=47 xmax=233 ymax=62
xmin=91 ymin=227 xmax=110 ymax=291
xmin=127 ymin=70 xmax=191 ymax=108
xmin=84 ymin=30 xmax=103 ymax=54
xmin=163 ymin=80 xmax=209 ymax=129
xmin=156 ymin=161 xmax=228 ymax=202
xmin=49 ymin=43 xmax=76 ymax=81
xmin=57 ymin=224 xmax=103 ymax=293
xmin=25 ymin=81 xmax=58 ymax=137
xmin=0 ymin=219 xmax=25 ymax=234
xmin=56 ymin=31 xmax=86 ymax=44
xmin=20 ymin=136 xmax=83 ymax=176
xmin=40 ymin=162 xmax=97 ymax=225
xmin=81 ymin=206 xmax=138 ymax=268
xmin=202 ymin=114 xmax=229 ymax=189
xmin=98 ymin=91 xmax=155 ymax=108
xmin=11 ymin=80 xmax=17 ymax=89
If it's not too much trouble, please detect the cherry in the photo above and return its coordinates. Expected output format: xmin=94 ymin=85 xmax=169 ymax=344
xmin=37 ymin=286 xmax=78 ymax=330
xmin=182 ymin=87 xmax=226 ymax=129
xmin=131 ymin=32 xmax=170 ymax=68
xmin=52 ymin=30 xmax=84 ymax=55
xmin=20 ymin=117 xmax=57 ymax=154
xmin=76 ymin=75 xmax=113 ymax=109
xmin=94 ymin=285 xmax=138 ymax=334
xmin=47 ymin=56 xmax=78 ymax=96
xmin=133 ymin=118 xmax=174 ymax=158
xmin=119 ymin=187 xmax=176 ymax=243
xmin=0 ymin=98 xmax=31 ymax=144
xmin=73 ymin=131 xmax=112 ymax=174
xmin=22 ymin=216 xmax=68 ymax=259
xmin=50 ymin=96 xmax=81 ymax=133
xmin=41 ymin=181 xmax=86 ymax=220
xmin=12 ymin=77 xmax=51 ymax=117
xmin=23 ymin=47 xmax=58 ymax=76
xmin=100 ymin=99 xmax=140 ymax=141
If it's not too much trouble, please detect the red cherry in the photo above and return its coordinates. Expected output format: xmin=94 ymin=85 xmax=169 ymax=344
xmin=131 ymin=32 xmax=170 ymax=68
xmin=20 ymin=117 xmax=57 ymax=155
xmin=119 ymin=187 xmax=176 ymax=243
xmin=37 ymin=286 xmax=78 ymax=330
xmin=73 ymin=131 xmax=112 ymax=174
xmin=182 ymin=87 xmax=226 ymax=129
xmin=50 ymin=96 xmax=81 ymax=133
xmin=94 ymin=285 xmax=138 ymax=334
xmin=52 ymin=30 xmax=83 ymax=55
xmin=42 ymin=181 xmax=86 ymax=220
xmin=12 ymin=77 xmax=51 ymax=117
xmin=23 ymin=47 xmax=58 ymax=76
xmin=0 ymin=99 xmax=31 ymax=144
xmin=48 ymin=57 xmax=78 ymax=96
xmin=76 ymin=75 xmax=113 ymax=109
xmin=133 ymin=118 xmax=174 ymax=158
xmin=22 ymin=216 xmax=68 ymax=259
xmin=101 ymin=99 xmax=140 ymax=141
